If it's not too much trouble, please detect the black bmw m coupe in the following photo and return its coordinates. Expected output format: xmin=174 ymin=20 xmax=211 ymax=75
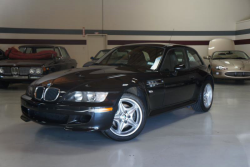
xmin=21 ymin=43 xmax=214 ymax=141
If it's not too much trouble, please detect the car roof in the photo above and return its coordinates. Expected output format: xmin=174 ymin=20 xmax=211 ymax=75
xmin=118 ymin=43 xmax=185 ymax=48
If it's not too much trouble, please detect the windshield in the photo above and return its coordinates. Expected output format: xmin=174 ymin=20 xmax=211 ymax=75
xmin=98 ymin=46 xmax=164 ymax=70
xmin=212 ymin=51 xmax=249 ymax=60
xmin=95 ymin=50 xmax=110 ymax=59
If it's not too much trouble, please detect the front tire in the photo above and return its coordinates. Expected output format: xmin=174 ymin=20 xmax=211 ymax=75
xmin=102 ymin=93 xmax=147 ymax=141
xmin=192 ymin=80 xmax=213 ymax=112
xmin=0 ymin=81 xmax=9 ymax=89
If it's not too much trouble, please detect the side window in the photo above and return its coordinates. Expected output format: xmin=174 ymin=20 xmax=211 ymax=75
xmin=25 ymin=48 xmax=32 ymax=53
xmin=19 ymin=47 xmax=25 ymax=53
xmin=60 ymin=48 xmax=70 ymax=59
xmin=166 ymin=48 xmax=187 ymax=71
xmin=186 ymin=49 xmax=202 ymax=68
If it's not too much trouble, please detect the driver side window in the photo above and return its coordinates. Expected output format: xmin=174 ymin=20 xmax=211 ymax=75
xmin=161 ymin=48 xmax=187 ymax=72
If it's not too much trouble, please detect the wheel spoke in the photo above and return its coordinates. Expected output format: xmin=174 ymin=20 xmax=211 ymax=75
xmin=117 ymin=121 xmax=126 ymax=134
xmin=114 ymin=114 xmax=120 ymax=121
xmin=127 ymin=105 xmax=137 ymax=116
xmin=119 ymin=102 xmax=126 ymax=114
xmin=127 ymin=118 xmax=138 ymax=129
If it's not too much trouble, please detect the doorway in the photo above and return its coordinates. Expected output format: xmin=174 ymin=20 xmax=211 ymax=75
xmin=87 ymin=34 xmax=107 ymax=59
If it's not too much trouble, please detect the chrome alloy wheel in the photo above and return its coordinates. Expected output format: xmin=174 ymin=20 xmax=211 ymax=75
xmin=203 ymin=83 xmax=213 ymax=108
xmin=110 ymin=98 xmax=143 ymax=137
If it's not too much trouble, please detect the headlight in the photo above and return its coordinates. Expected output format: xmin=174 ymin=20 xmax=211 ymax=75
xmin=216 ymin=66 xmax=227 ymax=70
xmin=65 ymin=91 xmax=108 ymax=102
xmin=30 ymin=68 xmax=43 ymax=75
xmin=0 ymin=67 xmax=4 ymax=74
xmin=36 ymin=68 xmax=42 ymax=74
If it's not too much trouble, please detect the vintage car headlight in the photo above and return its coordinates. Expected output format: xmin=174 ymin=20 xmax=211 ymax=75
xmin=0 ymin=67 xmax=4 ymax=74
xmin=65 ymin=91 xmax=108 ymax=102
xmin=36 ymin=68 xmax=42 ymax=74
xmin=30 ymin=68 xmax=43 ymax=75
xmin=216 ymin=66 xmax=227 ymax=70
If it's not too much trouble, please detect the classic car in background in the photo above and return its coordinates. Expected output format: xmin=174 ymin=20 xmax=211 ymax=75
xmin=21 ymin=43 xmax=214 ymax=141
xmin=0 ymin=45 xmax=77 ymax=88
xmin=83 ymin=49 xmax=110 ymax=67
xmin=204 ymin=39 xmax=250 ymax=82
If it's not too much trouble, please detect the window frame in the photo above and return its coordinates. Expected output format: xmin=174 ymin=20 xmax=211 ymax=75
xmin=185 ymin=48 xmax=204 ymax=69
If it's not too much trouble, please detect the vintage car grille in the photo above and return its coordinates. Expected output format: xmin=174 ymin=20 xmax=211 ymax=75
xmin=34 ymin=87 xmax=60 ymax=101
xmin=19 ymin=67 xmax=30 ymax=76
xmin=1 ymin=67 xmax=11 ymax=75
xmin=1 ymin=67 xmax=30 ymax=76
xmin=225 ymin=72 xmax=250 ymax=77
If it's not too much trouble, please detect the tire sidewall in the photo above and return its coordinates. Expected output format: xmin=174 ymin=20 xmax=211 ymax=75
xmin=200 ymin=80 xmax=214 ymax=112
xmin=103 ymin=93 xmax=147 ymax=141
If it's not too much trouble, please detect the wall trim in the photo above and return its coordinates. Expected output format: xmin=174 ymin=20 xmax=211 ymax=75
xmin=0 ymin=39 xmax=86 ymax=45
xmin=0 ymin=38 xmax=249 ymax=46
xmin=0 ymin=27 xmax=250 ymax=36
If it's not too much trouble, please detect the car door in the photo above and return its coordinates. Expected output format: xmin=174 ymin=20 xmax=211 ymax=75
xmin=160 ymin=48 xmax=194 ymax=106
xmin=185 ymin=48 xmax=204 ymax=100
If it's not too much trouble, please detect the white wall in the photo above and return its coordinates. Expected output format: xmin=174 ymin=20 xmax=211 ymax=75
xmin=0 ymin=0 xmax=250 ymax=66
xmin=236 ymin=19 xmax=250 ymax=56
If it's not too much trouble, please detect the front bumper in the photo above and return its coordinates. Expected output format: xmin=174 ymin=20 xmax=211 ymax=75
xmin=21 ymin=95 xmax=116 ymax=131
xmin=212 ymin=70 xmax=250 ymax=80
xmin=0 ymin=75 xmax=42 ymax=81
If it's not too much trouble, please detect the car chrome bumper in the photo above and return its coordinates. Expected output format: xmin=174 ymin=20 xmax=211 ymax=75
xmin=0 ymin=75 xmax=41 ymax=80
xmin=212 ymin=71 xmax=250 ymax=80
xmin=20 ymin=95 xmax=116 ymax=131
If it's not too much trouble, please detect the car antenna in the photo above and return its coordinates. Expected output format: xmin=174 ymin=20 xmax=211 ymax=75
xmin=169 ymin=28 xmax=175 ymax=42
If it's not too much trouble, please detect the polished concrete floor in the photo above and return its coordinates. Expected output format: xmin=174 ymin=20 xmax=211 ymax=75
xmin=1 ymin=81 xmax=250 ymax=167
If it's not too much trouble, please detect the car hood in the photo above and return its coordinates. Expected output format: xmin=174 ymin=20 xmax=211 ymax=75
xmin=32 ymin=65 xmax=147 ymax=91
xmin=0 ymin=59 xmax=52 ymax=67
xmin=212 ymin=59 xmax=250 ymax=70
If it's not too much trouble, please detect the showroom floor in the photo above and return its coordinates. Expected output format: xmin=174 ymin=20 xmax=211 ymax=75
xmin=0 ymin=81 xmax=250 ymax=167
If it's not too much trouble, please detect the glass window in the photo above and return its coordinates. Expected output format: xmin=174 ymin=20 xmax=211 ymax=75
xmin=186 ymin=49 xmax=202 ymax=68
xmin=166 ymin=49 xmax=187 ymax=71
xmin=212 ymin=51 xmax=249 ymax=60
xmin=25 ymin=48 xmax=32 ymax=53
xmin=98 ymin=46 xmax=164 ymax=70
xmin=36 ymin=48 xmax=54 ymax=52
xmin=60 ymin=48 xmax=69 ymax=58
xmin=95 ymin=50 xmax=109 ymax=59
xmin=19 ymin=47 xmax=25 ymax=53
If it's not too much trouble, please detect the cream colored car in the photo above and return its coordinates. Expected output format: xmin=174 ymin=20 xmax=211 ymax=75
xmin=204 ymin=51 xmax=250 ymax=81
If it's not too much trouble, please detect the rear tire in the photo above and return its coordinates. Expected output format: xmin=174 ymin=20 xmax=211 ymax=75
xmin=0 ymin=81 xmax=9 ymax=89
xmin=102 ymin=93 xmax=147 ymax=141
xmin=192 ymin=80 xmax=213 ymax=112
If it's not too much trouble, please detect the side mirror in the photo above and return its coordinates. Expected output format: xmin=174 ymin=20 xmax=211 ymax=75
xmin=53 ymin=55 xmax=60 ymax=64
xmin=203 ymin=56 xmax=211 ymax=60
xmin=90 ymin=56 xmax=95 ymax=60
xmin=174 ymin=64 xmax=185 ymax=71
